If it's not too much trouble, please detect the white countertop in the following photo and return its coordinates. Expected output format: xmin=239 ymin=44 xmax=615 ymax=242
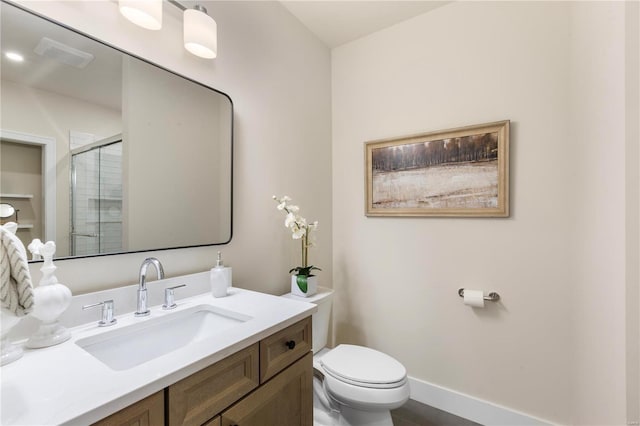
xmin=0 ymin=278 xmax=316 ymax=426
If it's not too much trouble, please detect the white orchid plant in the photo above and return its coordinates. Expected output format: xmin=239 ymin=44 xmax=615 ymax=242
xmin=273 ymin=195 xmax=320 ymax=292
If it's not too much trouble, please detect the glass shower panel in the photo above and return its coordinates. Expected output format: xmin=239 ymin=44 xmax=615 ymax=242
xmin=97 ymin=143 xmax=123 ymax=253
xmin=70 ymin=141 xmax=123 ymax=256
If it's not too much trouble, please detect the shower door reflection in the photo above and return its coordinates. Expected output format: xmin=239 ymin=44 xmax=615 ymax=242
xmin=70 ymin=139 xmax=123 ymax=256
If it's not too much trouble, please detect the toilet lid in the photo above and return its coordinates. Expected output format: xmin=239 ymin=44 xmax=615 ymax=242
xmin=319 ymin=344 xmax=407 ymax=388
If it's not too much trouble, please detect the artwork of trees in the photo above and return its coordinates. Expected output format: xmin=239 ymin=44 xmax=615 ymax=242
xmin=372 ymin=132 xmax=499 ymax=173
xmin=365 ymin=120 xmax=509 ymax=217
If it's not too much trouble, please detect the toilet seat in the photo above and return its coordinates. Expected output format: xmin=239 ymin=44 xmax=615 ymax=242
xmin=318 ymin=344 xmax=410 ymax=412
xmin=322 ymin=373 xmax=410 ymax=411
xmin=320 ymin=344 xmax=407 ymax=389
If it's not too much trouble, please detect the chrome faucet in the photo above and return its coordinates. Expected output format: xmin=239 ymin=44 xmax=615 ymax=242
xmin=135 ymin=257 xmax=165 ymax=317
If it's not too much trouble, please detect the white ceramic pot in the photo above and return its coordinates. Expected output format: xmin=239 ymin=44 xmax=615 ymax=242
xmin=291 ymin=274 xmax=318 ymax=297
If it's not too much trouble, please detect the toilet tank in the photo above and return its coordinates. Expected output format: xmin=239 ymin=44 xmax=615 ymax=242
xmin=282 ymin=286 xmax=333 ymax=354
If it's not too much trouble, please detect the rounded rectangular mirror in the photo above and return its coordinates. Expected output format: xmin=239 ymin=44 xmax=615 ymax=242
xmin=0 ymin=1 xmax=233 ymax=260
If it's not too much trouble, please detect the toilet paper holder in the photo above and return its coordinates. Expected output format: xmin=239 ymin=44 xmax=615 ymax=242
xmin=458 ymin=288 xmax=500 ymax=302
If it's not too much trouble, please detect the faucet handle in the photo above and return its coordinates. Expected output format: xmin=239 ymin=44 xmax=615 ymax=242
xmin=163 ymin=284 xmax=186 ymax=310
xmin=83 ymin=300 xmax=117 ymax=327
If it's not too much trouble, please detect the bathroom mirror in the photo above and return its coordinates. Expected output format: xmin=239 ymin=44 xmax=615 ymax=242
xmin=0 ymin=1 xmax=233 ymax=260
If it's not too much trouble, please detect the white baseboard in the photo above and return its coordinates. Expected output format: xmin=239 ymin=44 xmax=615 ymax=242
xmin=408 ymin=376 xmax=556 ymax=426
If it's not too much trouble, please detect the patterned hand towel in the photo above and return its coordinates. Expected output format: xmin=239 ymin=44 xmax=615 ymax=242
xmin=0 ymin=222 xmax=34 ymax=316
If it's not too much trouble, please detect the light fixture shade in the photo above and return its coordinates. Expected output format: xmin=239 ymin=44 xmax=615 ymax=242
xmin=184 ymin=7 xmax=217 ymax=59
xmin=119 ymin=0 xmax=162 ymax=30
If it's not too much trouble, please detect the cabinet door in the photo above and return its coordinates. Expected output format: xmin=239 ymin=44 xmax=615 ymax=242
xmin=92 ymin=390 xmax=163 ymax=426
xmin=221 ymin=351 xmax=312 ymax=426
xmin=168 ymin=343 xmax=259 ymax=426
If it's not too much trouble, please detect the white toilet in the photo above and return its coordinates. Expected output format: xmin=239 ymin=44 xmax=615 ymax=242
xmin=282 ymin=287 xmax=410 ymax=426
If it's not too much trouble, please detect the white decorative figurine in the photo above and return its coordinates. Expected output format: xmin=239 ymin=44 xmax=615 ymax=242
xmin=26 ymin=240 xmax=72 ymax=348
xmin=1 ymin=221 xmax=35 ymax=365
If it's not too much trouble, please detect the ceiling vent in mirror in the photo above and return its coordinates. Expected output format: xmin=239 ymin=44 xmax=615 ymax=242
xmin=34 ymin=37 xmax=95 ymax=69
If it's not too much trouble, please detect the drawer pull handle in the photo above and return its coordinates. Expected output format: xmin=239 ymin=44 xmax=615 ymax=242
xmin=285 ymin=340 xmax=296 ymax=350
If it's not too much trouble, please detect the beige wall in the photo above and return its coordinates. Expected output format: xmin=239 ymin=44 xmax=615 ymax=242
xmin=18 ymin=1 xmax=333 ymax=299
xmin=626 ymin=2 xmax=640 ymax=422
xmin=0 ymin=79 xmax=122 ymax=256
xmin=332 ymin=1 xmax=636 ymax=424
xmin=568 ymin=3 xmax=628 ymax=423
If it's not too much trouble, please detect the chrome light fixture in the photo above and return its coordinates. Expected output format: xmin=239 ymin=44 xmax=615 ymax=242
xmin=118 ymin=1 xmax=217 ymax=59
xmin=119 ymin=0 xmax=163 ymax=31
xmin=183 ymin=5 xmax=217 ymax=59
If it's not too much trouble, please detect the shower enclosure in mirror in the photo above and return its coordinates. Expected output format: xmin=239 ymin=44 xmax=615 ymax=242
xmin=70 ymin=137 xmax=123 ymax=256
xmin=0 ymin=0 xmax=233 ymax=260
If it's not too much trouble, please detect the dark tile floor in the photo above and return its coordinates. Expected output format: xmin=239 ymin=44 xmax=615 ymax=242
xmin=391 ymin=399 xmax=482 ymax=426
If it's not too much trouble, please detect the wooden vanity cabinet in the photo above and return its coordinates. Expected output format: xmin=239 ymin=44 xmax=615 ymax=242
xmin=95 ymin=316 xmax=313 ymax=426
xmin=168 ymin=316 xmax=312 ymax=426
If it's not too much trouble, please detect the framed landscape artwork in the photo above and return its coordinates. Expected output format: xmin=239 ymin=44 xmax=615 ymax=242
xmin=365 ymin=120 xmax=510 ymax=217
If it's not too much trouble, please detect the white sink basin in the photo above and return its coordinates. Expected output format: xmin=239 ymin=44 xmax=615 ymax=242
xmin=76 ymin=304 xmax=251 ymax=371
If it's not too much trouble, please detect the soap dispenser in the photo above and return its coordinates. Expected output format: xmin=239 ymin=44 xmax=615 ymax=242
xmin=210 ymin=251 xmax=232 ymax=298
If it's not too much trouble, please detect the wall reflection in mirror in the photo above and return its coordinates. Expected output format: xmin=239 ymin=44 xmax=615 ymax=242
xmin=0 ymin=1 xmax=233 ymax=260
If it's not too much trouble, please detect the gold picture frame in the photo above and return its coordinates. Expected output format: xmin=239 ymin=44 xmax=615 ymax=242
xmin=365 ymin=120 xmax=510 ymax=217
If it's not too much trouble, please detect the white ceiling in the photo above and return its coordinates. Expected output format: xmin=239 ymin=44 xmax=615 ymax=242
xmin=280 ymin=1 xmax=450 ymax=48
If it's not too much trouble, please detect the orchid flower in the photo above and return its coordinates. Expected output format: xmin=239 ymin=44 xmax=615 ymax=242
xmin=273 ymin=195 xmax=320 ymax=275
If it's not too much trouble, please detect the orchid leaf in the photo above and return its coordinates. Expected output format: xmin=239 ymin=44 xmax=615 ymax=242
xmin=296 ymin=275 xmax=308 ymax=293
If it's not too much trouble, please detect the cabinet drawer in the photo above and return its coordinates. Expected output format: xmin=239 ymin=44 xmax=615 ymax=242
xmin=260 ymin=316 xmax=312 ymax=382
xmin=92 ymin=390 xmax=163 ymax=426
xmin=167 ymin=343 xmax=259 ymax=426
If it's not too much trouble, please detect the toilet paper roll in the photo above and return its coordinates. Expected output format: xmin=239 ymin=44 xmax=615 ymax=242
xmin=463 ymin=289 xmax=485 ymax=308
